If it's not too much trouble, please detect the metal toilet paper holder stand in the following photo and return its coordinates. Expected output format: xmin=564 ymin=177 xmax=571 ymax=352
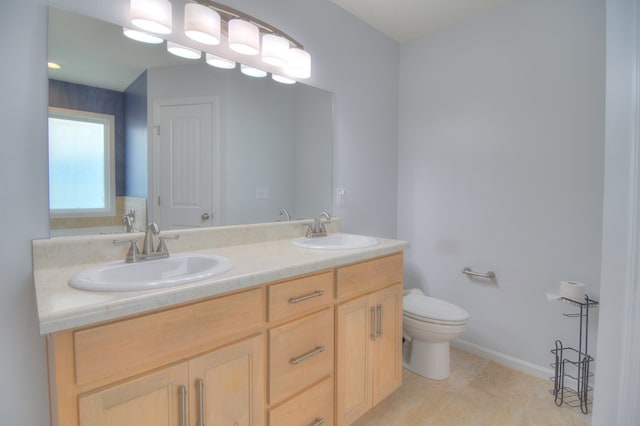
xmin=550 ymin=295 xmax=599 ymax=414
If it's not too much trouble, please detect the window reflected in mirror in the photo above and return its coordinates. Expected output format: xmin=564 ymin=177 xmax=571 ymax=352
xmin=48 ymin=107 xmax=115 ymax=216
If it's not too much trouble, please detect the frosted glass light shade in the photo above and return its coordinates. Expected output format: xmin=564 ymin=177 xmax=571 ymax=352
xmin=261 ymin=34 xmax=289 ymax=67
xmin=228 ymin=19 xmax=260 ymax=55
xmin=272 ymin=74 xmax=296 ymax=85
xmin=167 ymin=41 xmax=202 ymax=59
xmin=184 ymin=3 xmax=221 ymax=45
xmin=130 ymin=0 xmax=172 ymax=35
xmin=206 ymin=53 xmax=236 ymax=69
xmin=285 ymin=48 xmax=311 ymax=79
xmin=123 ymin=27 xmax=164 ymax=44
xmin=240 ymin=64 xmax=267 ymax=78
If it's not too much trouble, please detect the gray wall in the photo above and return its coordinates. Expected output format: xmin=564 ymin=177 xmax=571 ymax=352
xmin=0 ymin=0 xmax=399 ymax=423
xmin=398 ymin=0 xmax=605 ymax=371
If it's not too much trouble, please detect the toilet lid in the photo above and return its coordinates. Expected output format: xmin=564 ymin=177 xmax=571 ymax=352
xmin=403 ymin=293 xmax=469 ymax=323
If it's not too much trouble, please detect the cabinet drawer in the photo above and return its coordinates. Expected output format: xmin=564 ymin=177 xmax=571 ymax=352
xmin=269 ymin=377 xmax=334 ymax=426
xmin=336 ymin=253 xmax=403 ymax=300
xmin=74 ymin=288 xmax=264 ymax=387
xmin=268 ymin=271 xmax=333 ymax=323
xmin=269 ymin=308 xmax=334 ymax=404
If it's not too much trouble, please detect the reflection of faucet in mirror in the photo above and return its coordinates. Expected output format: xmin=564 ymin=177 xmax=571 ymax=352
xmin=279 ymin=209 xmax=291 ymax=221
xmin=306 ymin=212 xmax=332 ymax=238
xmin=122 ymin=208 xmax=136 ymax=233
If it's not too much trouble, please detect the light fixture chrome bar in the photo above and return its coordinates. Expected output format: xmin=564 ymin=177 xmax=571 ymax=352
xmin=193 ymin=0 xmax=304 ymax=49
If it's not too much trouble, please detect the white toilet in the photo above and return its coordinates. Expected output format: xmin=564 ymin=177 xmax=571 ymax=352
xmin=402 ymin=288 xmax=469 ymax=380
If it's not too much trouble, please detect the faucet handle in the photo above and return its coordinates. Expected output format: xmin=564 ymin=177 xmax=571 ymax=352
xmin=157 ymin=234 xmax=180 ymax=254
xmin=113 ymin=238 xmax=140 ymax=263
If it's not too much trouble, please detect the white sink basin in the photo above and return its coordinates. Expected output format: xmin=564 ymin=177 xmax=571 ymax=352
xmin=69 ymin=254 xmax=234 ymax=292
xmin=292 ymin=233 xmax=379 ymax=250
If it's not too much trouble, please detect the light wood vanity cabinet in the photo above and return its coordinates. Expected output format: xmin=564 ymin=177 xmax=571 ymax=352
xmin=46 ymin=253 xmax=403 ymax=426
xmin=267 ymin=272 xmax=335 ymax=426
xmin=78 ymin=334 xmax=264 ymax=426
xmin=335 ymin=254 xmax=404 ymax=426
xmin=48 ymin=288 xmax=265 ymax=426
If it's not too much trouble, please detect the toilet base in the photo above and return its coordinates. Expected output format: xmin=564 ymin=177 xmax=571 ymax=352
xmin=403 ymin=338 xmax=450 ymax=380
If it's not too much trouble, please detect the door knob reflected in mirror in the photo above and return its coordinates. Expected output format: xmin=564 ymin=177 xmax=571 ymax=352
xmin=201 ymin=213 xmax=210 ymax=221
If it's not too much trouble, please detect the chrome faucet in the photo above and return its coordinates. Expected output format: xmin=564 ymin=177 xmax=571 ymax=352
xmin=114 ymin=222 xmax=179 ymax=263
xmin=142 ymin=222 xmax=160 ymax=255
xmin=306 ymin=211 xmax=331 ymax=238
xmin=121 ymin=208 xmax=136 ymax=233
xmin=279 ymin=208 xmax=291 ymax=221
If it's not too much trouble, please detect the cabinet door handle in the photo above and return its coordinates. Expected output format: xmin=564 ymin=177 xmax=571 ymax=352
xmin=312 ymin=417 xmax=326 ymax=426
xmin=289 ymin=290 xmax=325 ymax=304
xmin=197 ymin=378 xmax=204 ymax=426
xmin=377 ymin=304 xmax=384 ymax=338
xmin=178 ymin=386 xmax=187 ymax=426
xmin=290 ymin=345 xmax=325 ymax=365
xmin=371 ymin=307 xmax=377 ymax=341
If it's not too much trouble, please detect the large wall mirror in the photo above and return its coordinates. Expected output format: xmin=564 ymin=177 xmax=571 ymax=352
xmin=48 ymin=7 xmax=333 ymax=236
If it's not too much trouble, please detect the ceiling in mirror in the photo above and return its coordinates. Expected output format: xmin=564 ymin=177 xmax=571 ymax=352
xmin=48 ymin=8 xmax=333 ymax=237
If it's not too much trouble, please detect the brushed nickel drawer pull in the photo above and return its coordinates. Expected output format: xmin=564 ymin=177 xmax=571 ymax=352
xmin=312 ymin=417 xmax=326 ymax=426
xmin=378 ymin=304 xmax=384 ymax=338
xmin=289 ymin=290 xmax=326 ymax=304
xmin=290 ymin=345 xmax=325 ymax=365
xmin=371 ymin=307 xmax=377 ymax=341
xmin=178 ymin=386 xmax=187 ymax=426
xmin=197 ymin=378 xmax=204 ymax=426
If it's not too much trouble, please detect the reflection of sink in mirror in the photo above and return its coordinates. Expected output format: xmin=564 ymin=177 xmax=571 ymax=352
xmin=69 ymin=254 xmax=234 ymax=292
xmin=292 ymin=233 xmax=379 ymax=250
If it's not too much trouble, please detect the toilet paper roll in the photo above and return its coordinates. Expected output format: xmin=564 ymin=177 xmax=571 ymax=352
xmin=559 ymin=281 xmax=586 ymax=302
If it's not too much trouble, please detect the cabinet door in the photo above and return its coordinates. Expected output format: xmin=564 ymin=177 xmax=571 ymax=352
xmin=371 ymin=284 xmax=403 ymax=405
xmin=336 ymin=295 xmax=372 ymax=425
xmin=78 ymin=362 xmax=189 ymax=426
xmin=189 ymin=334 xmax=265 ymax=426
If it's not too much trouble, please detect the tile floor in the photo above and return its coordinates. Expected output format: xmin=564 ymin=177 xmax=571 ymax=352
xmin=352 ymin=348 xmax=591 ymax=426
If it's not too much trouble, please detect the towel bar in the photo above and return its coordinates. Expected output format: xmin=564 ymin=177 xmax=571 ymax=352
xmin=462 ymin=267 xmax=495 ymax=279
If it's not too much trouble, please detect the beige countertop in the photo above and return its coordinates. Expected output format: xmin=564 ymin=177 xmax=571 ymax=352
xmin=33 ymin=221 xmax=409 ymax=334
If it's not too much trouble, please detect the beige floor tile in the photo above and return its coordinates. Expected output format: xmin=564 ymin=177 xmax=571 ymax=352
xmin=352 ymin=349 xmax=591 ymax=426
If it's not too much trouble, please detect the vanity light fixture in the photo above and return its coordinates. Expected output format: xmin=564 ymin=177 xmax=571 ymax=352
xmin=123 ymin=27 xmax=164 ymax=44
xmin=272 ymin=74 xmax=296 ymax=85
xmin=167 ymin=41 xmax=202 ymax=59
xmin=228 ymin=19 xmax=260 ymax=55
xmin=206 ymin=53 xmax=236 ymax=69
xmin=130 ymin=0 xmax=172 ymax=35
xmin=240 ymin=64 xmax=267 ymax=78
xmin=184 ymin=3 xmax=221 ymax=45
xmin=261 ymin=34 xmax=289 ymax=67
xmin=128 ymin=0 xmax=312 ymax=80
xmin=285 ymin=48 xmax=311 ymax=79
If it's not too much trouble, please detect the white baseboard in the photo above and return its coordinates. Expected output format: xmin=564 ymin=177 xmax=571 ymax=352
xmin=452 ymin=339 xmax=554 ymax=381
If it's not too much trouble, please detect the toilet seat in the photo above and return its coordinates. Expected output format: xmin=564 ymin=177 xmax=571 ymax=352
xmin=403 ymin=293 xmax=468 ymax=326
